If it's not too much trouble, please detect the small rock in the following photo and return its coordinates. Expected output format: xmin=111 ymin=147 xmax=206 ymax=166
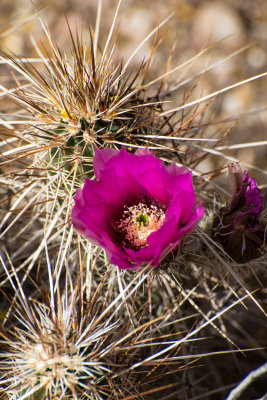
xmin=192 ymin=2 xmax=245 ymax=51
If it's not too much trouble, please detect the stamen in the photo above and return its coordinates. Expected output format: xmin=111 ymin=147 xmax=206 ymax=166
xmin=118 ymin=203 xmax=165 ymax=249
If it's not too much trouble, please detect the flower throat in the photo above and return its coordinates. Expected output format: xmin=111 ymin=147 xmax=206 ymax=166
xmin=118 ymin=202 xmax=165 ymax=249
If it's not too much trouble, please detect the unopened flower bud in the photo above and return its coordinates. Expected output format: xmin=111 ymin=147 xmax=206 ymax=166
xmin=212 ymin=166 xmax=265 ymax=262
xmin=228 ymin=163 xmax=243 ymax=196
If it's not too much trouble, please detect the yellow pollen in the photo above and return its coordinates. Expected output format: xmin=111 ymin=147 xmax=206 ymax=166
xmin=61 ymin=108 xmax=74 ymax=119
xmin=118 ymin=203 xmax=165 ymax=249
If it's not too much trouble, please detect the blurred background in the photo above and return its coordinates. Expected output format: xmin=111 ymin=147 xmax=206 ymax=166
xmin=1 ymin=0 xmax=267 ymax=179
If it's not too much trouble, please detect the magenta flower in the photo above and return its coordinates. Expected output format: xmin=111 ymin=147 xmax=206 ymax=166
xmin=213 ymin=163 xmax=265 ymax=262
xmin=72 ymin=147 xmax=204 ymax=269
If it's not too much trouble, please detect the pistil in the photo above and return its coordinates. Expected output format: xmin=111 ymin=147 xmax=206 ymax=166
xmin=118 ymin=203 xmax=165 ymax=249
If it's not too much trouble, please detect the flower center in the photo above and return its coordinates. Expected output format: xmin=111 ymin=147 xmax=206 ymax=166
xmin=135 ymin=213 xmax=149 ymax=227
xmin=118 ymin=203 xmax=165 ymax=249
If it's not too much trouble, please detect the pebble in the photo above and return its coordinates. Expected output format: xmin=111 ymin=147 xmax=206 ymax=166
xmin=192 ymin=2 xmax=245 ymax=51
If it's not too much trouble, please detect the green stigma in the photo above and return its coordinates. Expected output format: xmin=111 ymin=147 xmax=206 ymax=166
xmin=135 ymin=213 xmax=149 ymax=227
